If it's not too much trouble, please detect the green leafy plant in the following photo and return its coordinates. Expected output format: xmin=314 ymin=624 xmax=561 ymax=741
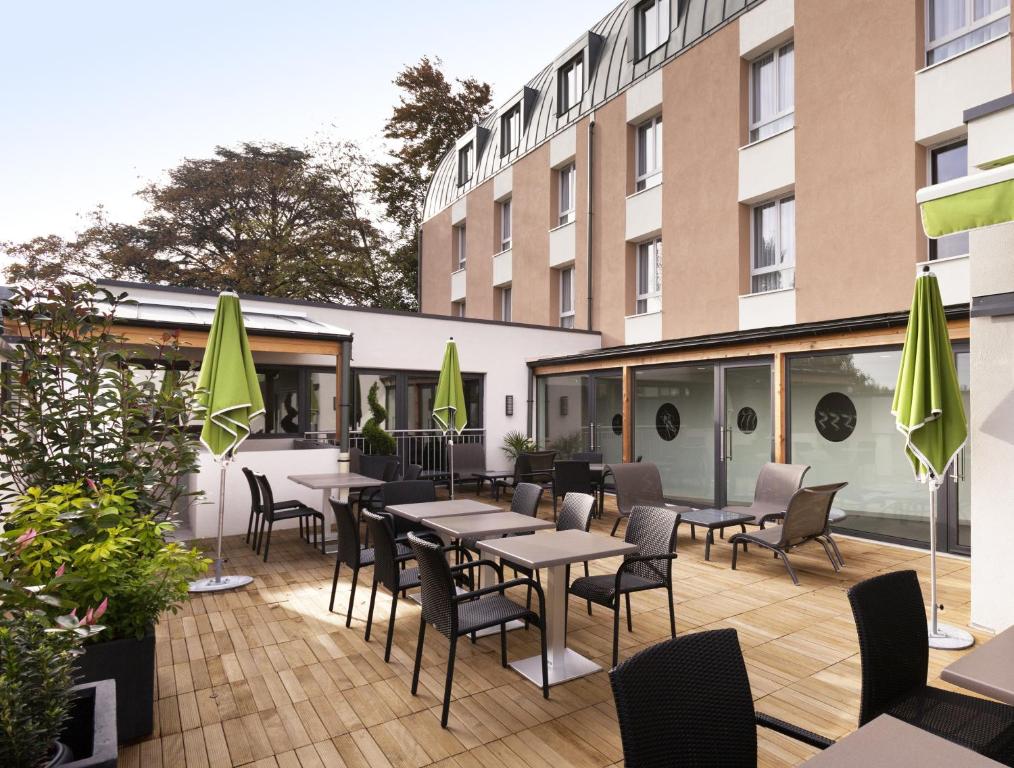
xmin=0 ymin=612 xmax=81 ymax=768
xmin=362 ymin=381 xmax=396 ymax=455
xmin=0 ymin=282 xmax=200 ymax=519
xmin=547 ymin=431 xmax=584 ymax=459
xmin=3 ymin=480 xmax=210 ymax=642
xmin=501 ymin=430 xmax=536 ymax=462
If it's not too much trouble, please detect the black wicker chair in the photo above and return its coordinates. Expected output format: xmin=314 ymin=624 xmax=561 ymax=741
xmin=550 ymin=460 xmax=594 ymax=520
xmin=241 ymin=466 xmax=303 ymax=549
xmin=493 ymin=451 xmax=555 ymax=500
xmin=362 ymin=510 xmax=421 ymax=662
xmin=572 ymin=451 xmax=603 ymax=463
xmin=848 ymin=570 xmax=1014 ymax=764
xmin=253 ymin=473 xmax=324 ymax=562
xmin=609 ymin=629 xmax=833 ymax=767
xmin=569 ymin=504 xmax=679 ymax=667
xmin=408 ymin=532 xmax=549 ymax=727
xmin=327 ymin=499 xmax=410 ymax=624
xmin=381 ymin=480 xmax=439 ymax=541
xmin=403 ymin=463 xmax=423 ymax=481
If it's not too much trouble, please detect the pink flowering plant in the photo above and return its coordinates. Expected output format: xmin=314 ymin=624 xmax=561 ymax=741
xmin=2 ymin=479 xmax=209 ymax=642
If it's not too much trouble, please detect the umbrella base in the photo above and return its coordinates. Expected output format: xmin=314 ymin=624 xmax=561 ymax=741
xmin=928 ymin=622 xmax=975 ymax=650
xmin=189 ymin=574 xmax=254 ymax=593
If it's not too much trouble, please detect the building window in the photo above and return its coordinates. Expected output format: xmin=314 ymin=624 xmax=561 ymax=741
xmin=500 ymin=199 xmax=512 ymax=251
xmin=453 ymin=300 xmax=466 ymax=318
xmin=635 ymin=238 xmax=662 ymax=314
xmin=454 ymin=225 xmax=466 ymax=270
xmin=249 ymin=366 xmax=336 ymax=437
xmin=635 ymin=0 xmax=670 ymax=59
xmin=927 ymin=0 xmax=1010 ymax=65
xmin=930 ymin=140 xmax=970 ymax=260
xmin=557 ymin=54 xmax=584 ymax=114
xmin=751 ymin=195 xmax=795 ymax=293
xmin=501 ymin=104 xmax=522 ymax=156
xmin=559 ymin=267 xmax=575 ymax=328
xmin=457 ymin=142 xmax=474 ymax=186
xmin=749 ymin=41 xmax=794 ymax=143
xmin=353 ymin=369 xmax=485 ymax=434
xmin=500 ymin=286 xmax=512 ymax=322
xmin=558 ymin=163 xmax=576 ymax=226
xmin=635 ymin=115 xmax=663 ymax=191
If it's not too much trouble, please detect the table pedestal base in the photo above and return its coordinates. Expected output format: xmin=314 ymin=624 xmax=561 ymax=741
xmin=510 ymin=648 xmax=601 ymax=686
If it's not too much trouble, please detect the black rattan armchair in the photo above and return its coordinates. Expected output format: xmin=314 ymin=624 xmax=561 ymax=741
xmin=848 ymin=570 xmax=1014 ymax=763
xmin=493 ymin=450 xmax=555 ymax=500
xmin=609 ymin=629 xmax=832 ymax=767
xmin=408 ymin=532 xmax=549 ymax=727
xmin=362 ymin=510 xmax=420 ymax=662
xmin=550 ymin=460 xmax=594 ymax=520
xmin=253 ymin=473 xmax=324 ymax=562
xmin=569 ymin=504 xmax=679 ymax=667
xmin=242 ymin=466 xmax=303 ymax=550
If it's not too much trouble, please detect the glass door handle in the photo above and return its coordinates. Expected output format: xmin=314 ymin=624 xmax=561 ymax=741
xmin=726 ymin=426 xmax=733 ymax=461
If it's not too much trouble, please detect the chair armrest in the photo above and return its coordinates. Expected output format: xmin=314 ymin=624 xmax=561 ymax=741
xmin=454 ymin=576 xmax=545 ymax=606
xmin=449 ymin=558 xmax=502 ymax=579
xmin=758 ymin=511 xmax=785 ymax=529
xmin=441 ymin=544 xmax=474 ymax=562
xmin=756 ymin=712 xmax=833 ymax=750
xmin=616 ymin=553 xmax=678 ymax=592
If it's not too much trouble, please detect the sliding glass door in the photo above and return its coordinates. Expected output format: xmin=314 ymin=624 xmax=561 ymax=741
xmin=537 ymin=370 xmax=623 ymax=462
xmin=721 ymin=363 xmax=774 ymax=506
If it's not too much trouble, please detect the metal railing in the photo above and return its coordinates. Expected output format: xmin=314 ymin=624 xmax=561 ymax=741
xmin=303 ymin=428 xmax=485 ymax=473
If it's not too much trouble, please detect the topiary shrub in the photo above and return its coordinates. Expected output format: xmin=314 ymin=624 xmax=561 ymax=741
xmin=362 ymin=382 xmax=396 ymax=455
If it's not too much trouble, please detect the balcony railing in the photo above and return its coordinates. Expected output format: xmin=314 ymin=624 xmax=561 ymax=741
xmin=303 ymin=428 xmax=486 ymax=473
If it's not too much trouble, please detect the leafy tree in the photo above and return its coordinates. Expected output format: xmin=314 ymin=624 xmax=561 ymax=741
xmin=5 ymin=143 xmax=413 ymax=309
xmin=374 ymin=57 xmax=493 ymax=301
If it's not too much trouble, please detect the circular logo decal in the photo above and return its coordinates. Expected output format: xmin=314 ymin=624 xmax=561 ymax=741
xmin=815 ymin=392 xmax=857 ymax=443
xmin=737 ymin=407 xmax=758 ymax=435
xmin=611 ymin=413 xmax=623 ymax=436
xmin=655 ymin=404 xmax=680 ymax=441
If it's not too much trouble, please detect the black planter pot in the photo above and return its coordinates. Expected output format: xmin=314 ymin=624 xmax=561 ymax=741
xmin=49 ymin=679 xmax=118 ymax=767
xmin=75 ymin=627 xmax=155 ymax=743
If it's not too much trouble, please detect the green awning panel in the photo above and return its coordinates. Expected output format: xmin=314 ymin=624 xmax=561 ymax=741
xmin=917 ymin=162 xmax=1014 ymax=238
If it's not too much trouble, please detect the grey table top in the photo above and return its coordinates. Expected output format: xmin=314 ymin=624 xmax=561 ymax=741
xmin=386 ymin=498 xmax=501 ymax=524
xmin=424 ymin=511 xmax=554 ymax=539
xmin=681 ymin=508 xmax=754 ymax=526
xmin=287 ymin=472 xmax=383 ymax=490
xmin=801 ymin=715 xmax=1003 ymax=766
xmin=941 ymin=625 xmax=1014 ymax=705
xmin=478 ymin=529 xmax=637 ymax=569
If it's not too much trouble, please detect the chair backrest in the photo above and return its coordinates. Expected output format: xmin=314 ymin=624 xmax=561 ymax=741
xmin=777 ymin=483 xmax=847 ymax=546
xmin=609 ymin=462 xmax=665 ymax=518
xmin=329 ymin=498 xmax=361 ymax=567
xmin=360 ymin=453 xmax=398 ymax=481
xmin=348 ymin=446 xmax=362 ymax=474
xmin=403 ymin=463 xmax=423 ymax=481
xmin=408 ymin=532 xmax=457 ymax=637
xmin=753 ymin=463 xmax=810 ymax=509
xmin=449 ymin=442 xmax=486 ymax=475
xmin=553 ymin=460 xmax=593 ymax=497
xmin=242 ymin=467 xmax=261 ymax=512
xmin=382 ymin=480 xmax=437 ymax=507
xmin=511 ymin=482 xmax=544 ymax=517
xmin=847 ymin=570 xmax=929 ymax=726
xmin=624 ymin=505 xmax=679 ymax=583
xmin=363 ymin=511 xmax=402 ymax=591
xmin=253 ymin=473 xmax=278 ymax=521
xmin=557 ymin=493 xmax=594 ymax=533
xmin=572 ymin=451 xmax=603 ymax=463
xmin=609 ymin=629 xmax=758 ymax=768
xmin=526 ymin=450 xmax=556 ymax=477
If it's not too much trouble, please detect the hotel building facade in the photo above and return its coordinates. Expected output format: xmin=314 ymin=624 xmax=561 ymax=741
xmin=419 ymin=0 xmax=1014 ymax=561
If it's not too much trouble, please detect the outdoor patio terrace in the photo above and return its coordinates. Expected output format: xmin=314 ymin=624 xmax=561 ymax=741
xmin=126 ymin=490 xmax=979 ymax=768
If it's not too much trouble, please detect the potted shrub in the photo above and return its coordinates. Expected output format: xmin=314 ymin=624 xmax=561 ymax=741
xmin=3 ymin=481 xmax=208 ymax=743
xmin=501 ymin=429 xmax=536 ymax=462
xmin=361 ymin=381 xmax=397 ymax=455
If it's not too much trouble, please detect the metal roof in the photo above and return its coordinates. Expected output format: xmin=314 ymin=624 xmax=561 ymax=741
xmin=423 ymin=0 xmax=758 ymax=220
xmin=111 ymin=297 xmax=352 ymax=340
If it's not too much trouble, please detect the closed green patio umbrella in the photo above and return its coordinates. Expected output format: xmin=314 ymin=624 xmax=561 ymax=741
xmin=432 ymin=338 xmax=467 ymax=499
xmin=189 ymin=291 xmax=263 ymax=592
xmin=892 ymin=268 xmax=970 ymax=649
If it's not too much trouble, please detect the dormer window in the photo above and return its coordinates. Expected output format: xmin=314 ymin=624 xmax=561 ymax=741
xmin=635 ymin=0 xmax=670 ymax=59
xmin=457 ymin=142 xmax=474 ymax=186
xmin=501 ymin=104 xmax=522 ymax=156
xmin=557 ymin=54 xmax=584 ymax=114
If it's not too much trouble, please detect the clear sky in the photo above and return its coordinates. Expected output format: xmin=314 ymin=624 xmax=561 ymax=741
xmin=0 ymin=0 xmax=617 ymax=244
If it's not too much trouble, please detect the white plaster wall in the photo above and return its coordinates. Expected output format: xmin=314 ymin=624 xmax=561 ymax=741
xmin=915 ymin=36 xmax=1012 ymax=146
xmin=918 ymin=255 xmax=970 ymax=306
xmin=450 ymin=268 xmax=467 ymax=301
xmin=492 ymin=249 xmax=513 ymax=287
xmin=625 ymin=184 xmax=663 ymax=241
xmin=968 ymin=103 xmax=1014 ymax=169
xmin=739 ymin=0 xmax=794 ymax=59
xmin=738 ymin=128 xmax=795 ymax=204
xmin=738 ymin=287 xmax=796 ymax=330
xmin=549 ymin=221 xmax=577 ymax=267
xmin=625 ymin=311 xmax=662 ymax=344
xmin=450 ymin=197 xmax=467 ymax=226
xmin=493 ymin=167 xmax=513 ymax=202
xmin=550 ymin=125 xmax=577 ymax=168
xmin=626 ymin=70 xmax=663 ymax=124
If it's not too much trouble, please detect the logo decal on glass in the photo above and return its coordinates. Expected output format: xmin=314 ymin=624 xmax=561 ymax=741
xmin=655 ymin=403 xmax=680 ymax=441
xmin=611 ymin=413 xmax=623 ymax=436
xmin=737 ymin=407 xmax=758 ymax=435
xmin=815 ymin=392 xmax=857 ymax=443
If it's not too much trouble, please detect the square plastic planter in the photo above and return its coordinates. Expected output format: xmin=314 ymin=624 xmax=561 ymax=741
xmin=75 ymin=627 xmax=155 ymax=743
xmin=58 ymin=680 xmax=118 ymax=768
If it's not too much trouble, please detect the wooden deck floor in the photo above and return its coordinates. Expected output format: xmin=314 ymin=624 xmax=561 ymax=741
xmin=121 ymin=491 xmax=982 ymax=768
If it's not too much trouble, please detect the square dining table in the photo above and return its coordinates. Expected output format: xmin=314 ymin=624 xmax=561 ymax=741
xmin=941 ymin=624 xmax=1014 ymax=705
xmin=384 ymin=498 xmax=501 ymax=525
xmin=287 ymin=472 xmax=385 ymax=554
xmin=478 ymin=529 xmax=637 ymax=686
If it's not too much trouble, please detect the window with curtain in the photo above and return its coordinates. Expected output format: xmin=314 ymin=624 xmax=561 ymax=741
xmin=500 ymin=199 xmax=512 ymax=251
xmin=558 ymin=163 xmax=576 ymax=225
xmin=500 ymin=103 xmax=522 ymax=156
xmin=500 ymin=286 xmax=512 ymax=322
xmin=560 ymin=267 xmax=575 ymax=328
xmin=927 ymin=0 xmax=1010 ymax=65
xmin=635 ymin=115 xmax=663 ymax=191
xmin=635 ymin=238 xmax=662 ymax=314
xmin=749 ymin=41 xmax=794 ymax=143
xmin=454 ymin=225 xmax=466 ymax=270
xmin=557 ymin=54 xmax=584 ymax=114
xmin=930 ymin=141 xmax=970 ymax=260
xmin=636 ymin=0 xmax=670 ymax=59
xmin=457 ymin=142 xmax=474 ymax=185
xmin=751 ymin=195 xmax=795 ymax=293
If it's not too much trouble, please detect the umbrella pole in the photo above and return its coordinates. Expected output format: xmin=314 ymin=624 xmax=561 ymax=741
xmin=189 ymin=450 xmax=255 ymax=593
xmin=927 ymin=482 xmax=974 ymax=649
xmin=449 ymin=436 xmax=455 ymax=500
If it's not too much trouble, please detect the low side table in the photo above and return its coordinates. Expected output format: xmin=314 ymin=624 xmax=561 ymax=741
xmin=678 ymin=508 xmax=753 ymax=561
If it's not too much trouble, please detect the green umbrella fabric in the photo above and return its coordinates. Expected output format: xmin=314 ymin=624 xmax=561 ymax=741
xmin=196 ymin=292 xmax=265 ymax=459
xmin=432 ymin=339 xmax=467 ymax=435
xmin=892 ymin=271 xmax=967 ymax=488
xmin=918 ymin=162 xmax=1014 ymax=238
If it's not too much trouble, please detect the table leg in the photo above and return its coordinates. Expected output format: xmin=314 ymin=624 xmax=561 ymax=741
xmin=509 ymin=563 xmax=600 ymax=686
xmin=321 ymin=489 xmax=339 ymax=555
xmin=704 ymin=529 xmax=713 ymax=561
